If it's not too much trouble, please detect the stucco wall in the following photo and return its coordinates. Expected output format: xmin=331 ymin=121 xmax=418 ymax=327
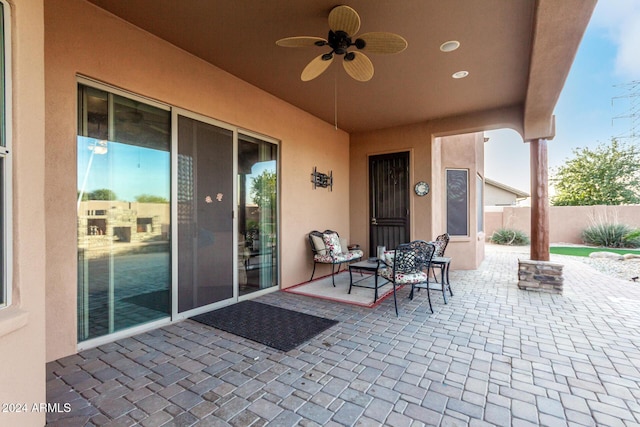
xmin=438 ymin=133 xmax=485 ymax=270
xmin=0 ymin=0 xmax=47 ymax=426
xmin=350 ymin=128 xmax=485 ymax=270
xmin=45 ymin=0 xmax=349 ymax=360
xmin=486 ymin=205 xmax=640 ymax=244
xmin=349 ymin=123 xmax=431 ymax=255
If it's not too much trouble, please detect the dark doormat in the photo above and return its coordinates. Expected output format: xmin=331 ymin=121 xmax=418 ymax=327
xmin=190 ymin=300 xmax=338 ymax=352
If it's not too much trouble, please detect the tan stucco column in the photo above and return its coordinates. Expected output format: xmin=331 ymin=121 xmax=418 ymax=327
xmin=529 ymin=138 xmax=550 ymax=261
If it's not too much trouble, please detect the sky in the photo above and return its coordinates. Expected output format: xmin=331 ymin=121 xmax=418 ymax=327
xmin=78 ymin=136 xmax=275 ymax=204
xmin=484 ymin=0 xmax=640 ymax=194
xmin=78 ymin=137 xmax=170 ymax=202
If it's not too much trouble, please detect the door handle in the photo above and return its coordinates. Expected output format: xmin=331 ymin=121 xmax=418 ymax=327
xmin=371 ymin=218 xmax=377 ymax=225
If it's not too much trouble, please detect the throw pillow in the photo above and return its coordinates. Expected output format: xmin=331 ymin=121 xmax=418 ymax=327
xmin=339 ymin=238 xmax=348 ymax=254
xmin=323 ymin=232 xmax=342 ymax=256
xmin=311 ymin=234 xmax=326 ymax=255
xmin=383 ymin=250 xmax=395 ymax=267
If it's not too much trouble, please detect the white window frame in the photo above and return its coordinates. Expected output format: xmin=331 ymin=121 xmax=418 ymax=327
xmin=0 ymin=0 xmax=12 ymax=309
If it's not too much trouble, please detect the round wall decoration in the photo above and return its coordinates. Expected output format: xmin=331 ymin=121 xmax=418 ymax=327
xmin=414 ymin=181 xmax=430 ymax=196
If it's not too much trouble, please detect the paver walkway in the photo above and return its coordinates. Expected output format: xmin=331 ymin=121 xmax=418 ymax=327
xmin=46 ymin=247 xmax=640 ymax=426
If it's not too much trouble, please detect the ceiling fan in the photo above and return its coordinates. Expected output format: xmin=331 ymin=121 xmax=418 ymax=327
xmin=276 ymin=5 xmax=407 ymax=82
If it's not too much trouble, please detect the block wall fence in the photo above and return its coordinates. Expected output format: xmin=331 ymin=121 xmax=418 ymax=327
xmin=485 ymin=205 xmax=640 ymax=244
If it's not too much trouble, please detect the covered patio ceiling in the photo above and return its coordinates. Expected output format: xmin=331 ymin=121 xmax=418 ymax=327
xmin=86 ymin=0 xmax=596 ymax=138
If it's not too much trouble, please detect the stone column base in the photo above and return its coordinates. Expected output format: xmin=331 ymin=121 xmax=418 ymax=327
xmin=518 ymin=259 xmax=564 ymax=294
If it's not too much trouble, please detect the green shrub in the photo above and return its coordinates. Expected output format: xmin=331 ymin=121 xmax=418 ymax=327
xmin=623 ymin=229 xmax=640 ymax=248
xmin=580 ymin=223 xmax=639 ymax=248
xmin=490 ymin=228 xmax=530 ymax=246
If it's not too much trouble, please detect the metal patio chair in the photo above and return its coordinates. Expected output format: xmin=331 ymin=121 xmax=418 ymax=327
xmin=379 ymin=240 xmax=436 ymax=316
xmin=430 ymin=233 xmax=454 ymax=303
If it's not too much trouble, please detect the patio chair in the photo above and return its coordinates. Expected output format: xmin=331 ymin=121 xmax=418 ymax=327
xmin=430 ymin=232 xmax=450 ymax=282
xmin=430 ymin=233 xmax=454 ymax=302
xmin=308 ymin=230 xmax=364 ymax=286
xmin=379 ymin=240 xmax=436 ymax=316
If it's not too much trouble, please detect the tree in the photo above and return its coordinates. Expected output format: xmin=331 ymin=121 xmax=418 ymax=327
xmin=551 ymin=139 xmax=640 ymax=206
xmin=87 ymin=188 xmax=117 ymax=200
xmin=135 ymin=194 xmax=168 ymax=203
xmin=250 ymin=170 xmax=276 ymax=210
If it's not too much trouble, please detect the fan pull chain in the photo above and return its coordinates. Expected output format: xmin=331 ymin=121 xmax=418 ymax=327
xmin=334 ymin=76 xmax=338 ymax=130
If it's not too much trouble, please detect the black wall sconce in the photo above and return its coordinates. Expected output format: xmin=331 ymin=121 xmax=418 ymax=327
xmin=311 ymin=167 xmax=333 ymax=191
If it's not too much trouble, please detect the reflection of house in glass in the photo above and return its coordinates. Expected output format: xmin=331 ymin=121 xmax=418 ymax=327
xmin=77 ymin=200 xmax=171 ymax=341
xmin=78 ymin=200 xmax=170 ymax=255
xmin=238 ymin=202 xmax=264 ymax=287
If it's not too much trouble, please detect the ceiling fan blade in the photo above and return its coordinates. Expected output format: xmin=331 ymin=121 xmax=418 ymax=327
xmin=301 ymin=54 xmax=334 ymax=81
xmin=343 ymin=52 xmax=373 ymax=82
xmin=359 ymin=32 xmax=408 ymax=54
xmin=276 ymin=36 xmax=327 ymax=48
xmin=328 ymin=5 xmax=360 ymax=36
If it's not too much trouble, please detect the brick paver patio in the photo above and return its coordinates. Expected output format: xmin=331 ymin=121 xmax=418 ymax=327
xmin=46 ymin=247 xmax=640 ymax=426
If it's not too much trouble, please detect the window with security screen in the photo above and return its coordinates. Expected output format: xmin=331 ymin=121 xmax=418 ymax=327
xmin=446 ymin=169 xmax=469 ymax=237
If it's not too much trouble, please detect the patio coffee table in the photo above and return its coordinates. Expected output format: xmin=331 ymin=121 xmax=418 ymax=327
xmin=348 ymin=259 xmax=389 ymax=302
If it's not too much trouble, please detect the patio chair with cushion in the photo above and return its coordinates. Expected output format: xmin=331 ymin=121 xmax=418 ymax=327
xmin=379 ymin=240 xmax=436 ymax=316
xmin=430 ymin=233 xmax=449 ymax=280
xmin=430 ymin=233 xmax=454 ymax=303
xmin=308 ymin=230 xmax=364 ymax=286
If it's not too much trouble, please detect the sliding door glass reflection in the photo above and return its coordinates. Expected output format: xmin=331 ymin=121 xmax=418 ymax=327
xmin=238 ymin=135 xmax=278 ymax=295
xmin=77 ymin=84 xmax=171 ymax=342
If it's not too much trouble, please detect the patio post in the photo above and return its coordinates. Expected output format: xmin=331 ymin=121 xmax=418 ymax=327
xmin=529 ymin=138 xmax=549 ymax=261
xmin=518 ymin=138 xmax=562 ymax=294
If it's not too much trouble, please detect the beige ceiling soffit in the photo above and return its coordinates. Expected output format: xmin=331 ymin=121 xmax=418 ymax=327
xmin=429 ymin=105 xmax=524 ymax=139
xmin=523 ymin=0 xmax=596 ymax=141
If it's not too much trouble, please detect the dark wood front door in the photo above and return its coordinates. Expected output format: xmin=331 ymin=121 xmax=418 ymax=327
xmin=369 ymin=152 xmax=410 ymax=255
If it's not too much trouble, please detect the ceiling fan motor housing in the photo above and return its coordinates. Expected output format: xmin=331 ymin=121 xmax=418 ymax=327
xmin=325 ymin=30 xmax=366 ymax=60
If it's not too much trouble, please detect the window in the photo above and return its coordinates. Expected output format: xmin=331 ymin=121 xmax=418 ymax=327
xmin=446 ymin=169 xmax=468 ymax=236
xmin=0 ymin=1 xmax=11 ymax=308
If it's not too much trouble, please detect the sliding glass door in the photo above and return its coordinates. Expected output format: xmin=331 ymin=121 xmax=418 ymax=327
xmin=237 ymin=134 xmax=278 ymax=295
xmin=78 ymin=81 xmax=280 ymax=342
xmin=77 ymin=83 xmax=171 ymax=342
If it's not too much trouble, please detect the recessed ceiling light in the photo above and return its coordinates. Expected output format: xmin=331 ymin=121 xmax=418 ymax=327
xmin=452 ymin=70 xmax=469 ymax=79
xmin=440 ymin=40 xmax=460 ymax=52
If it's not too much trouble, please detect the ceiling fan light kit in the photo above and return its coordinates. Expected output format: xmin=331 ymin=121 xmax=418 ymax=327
xmin=276 ymin=5 xmax=407 ymax=82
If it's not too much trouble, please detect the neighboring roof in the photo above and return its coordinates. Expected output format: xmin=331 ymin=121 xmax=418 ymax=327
xmin=86 ymin=0 xmax=596 ymax=137
xmin=485 ymin=178 xmax=530 ymax=199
